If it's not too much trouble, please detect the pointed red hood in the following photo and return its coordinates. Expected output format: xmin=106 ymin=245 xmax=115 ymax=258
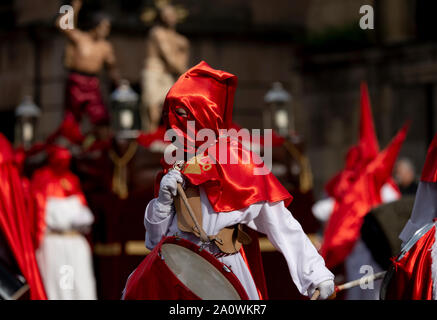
xmin=321 ymin=122 xmax=409 ymax=269
xmin=325 ymin=82 xmax=380 ymax=199
xmin=359 ymin=82 xmax=379 ymax=161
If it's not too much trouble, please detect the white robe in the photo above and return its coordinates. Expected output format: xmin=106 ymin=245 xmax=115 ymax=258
xmin=36 ymin=195 xmax=97 ymax=300
xmin=144 ymin=187 xmax=334 ymax=300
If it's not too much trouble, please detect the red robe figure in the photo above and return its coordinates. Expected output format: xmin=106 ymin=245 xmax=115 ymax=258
xmin=314 ymin=83 xmax=407 ymax=300
xmin=123 ymin=61 xmax=335 ymax=300
xmin=31 ymin=145 xmax=97 ymax=300
xmin=383 ymin=132 xmax=437 ymax=300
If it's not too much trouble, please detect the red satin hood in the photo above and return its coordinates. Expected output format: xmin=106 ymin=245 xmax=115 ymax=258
xmin=164 ymin=61 xmax=237 ymax=133
xmin=158 ymin=61 xmax=292 ymax=213
xmin=163 ymin=61 xmax=237 ymax=154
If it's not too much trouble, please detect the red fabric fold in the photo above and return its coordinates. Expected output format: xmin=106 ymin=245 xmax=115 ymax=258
xmin=385 ymin=225 xmax=435 ymax=300
xmin=0 ymin=134 xmax=47 ymax=300
xmin=421 ymin=132 xmax=437 ymax=183
xmin=240 ymin=229 xmax=268 ymax=300
xmin=65 ymin=72 xmax=110 ymax=126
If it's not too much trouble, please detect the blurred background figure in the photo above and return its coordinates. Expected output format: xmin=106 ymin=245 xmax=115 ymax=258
xmin=141 ymin=2 xmax=190 ymax=132
xmin=52 ymin=0 xmax=120 ymax=146
xmin=32 ymin=145 xmax=97 ymax=300
xmin=394 ymin=158 xmax=418 ymax=196
xmin=313 ymin=83 xmax=408 ymax=300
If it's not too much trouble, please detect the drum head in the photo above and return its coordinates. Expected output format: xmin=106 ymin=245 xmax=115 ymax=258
xmin=161 ymin=243 xmax=242 ymax=300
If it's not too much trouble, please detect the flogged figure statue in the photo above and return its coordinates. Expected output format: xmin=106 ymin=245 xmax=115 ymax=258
xmin=123 ymin=61 xmax=335 ymax=300
xmin=52 ymin=0 xmax=120 ymax=146
xmin=141 ymin=2 xmax=190 ymax=133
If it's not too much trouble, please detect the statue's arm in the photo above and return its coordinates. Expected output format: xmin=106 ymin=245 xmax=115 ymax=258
xmin=55 ymin=0 xmax=83 ymax=43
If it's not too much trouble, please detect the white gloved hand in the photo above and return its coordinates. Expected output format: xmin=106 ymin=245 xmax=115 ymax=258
xmin=154 ymin=170 xmax=184 ymax=218
xmin=312 ymin=279 xmax=335 ymax=300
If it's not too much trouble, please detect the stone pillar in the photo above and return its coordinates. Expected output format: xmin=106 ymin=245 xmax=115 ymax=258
xmin=378 ymin=0 xmax=415 ymax=44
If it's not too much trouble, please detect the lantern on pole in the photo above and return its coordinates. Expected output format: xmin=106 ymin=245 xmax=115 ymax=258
xmin=264 ymin=82 xmax=293 ymax=137
xmin=111 ymin=80 xmax=139 ymax=138
xmin=15 ymin=95 xmax=41 ymax=148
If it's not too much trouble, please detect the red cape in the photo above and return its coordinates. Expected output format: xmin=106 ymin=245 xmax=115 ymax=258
xmin=0 ymin=134 xmax=47 ymax=299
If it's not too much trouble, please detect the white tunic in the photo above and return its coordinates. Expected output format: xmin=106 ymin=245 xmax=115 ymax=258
xmin=36 ymin=195 xmax=97 ymax=300
xmin=144 ymin=187 xmax=334 ymax=300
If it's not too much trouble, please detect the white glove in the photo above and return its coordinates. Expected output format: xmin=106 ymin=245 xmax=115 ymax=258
xmin=154 ymin=170 xmax=184 ymax=218
xmin=310 ymin=279 xmax=335 ymax=300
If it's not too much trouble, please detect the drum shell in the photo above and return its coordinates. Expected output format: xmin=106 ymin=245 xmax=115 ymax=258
xmin=361 ymin=197 xmax=415 ymax=269
xmin=123 ymin=236 xmax=249 ymax=300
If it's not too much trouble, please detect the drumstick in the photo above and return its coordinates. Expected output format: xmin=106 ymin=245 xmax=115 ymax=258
xmin=310 ymin=271 xmax=386 ymax=300
xmin=176 ymin=183 xmax=210 ymax=243
xmin=335 ymin=271 xmax=386 ymax=292
xmin=310 ymin=290 xmax=320 ymax=300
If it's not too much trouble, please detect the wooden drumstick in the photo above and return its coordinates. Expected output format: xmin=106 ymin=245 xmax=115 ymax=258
xmin=176 ymin=183 xmax=210 ymax=243
xmin=310 ymin=290 xmax=320 ymax=300
xmin=311 ymin=271 xmax=387 ymax=300
xmin=335 ymin=271 xmax=386 ymax=292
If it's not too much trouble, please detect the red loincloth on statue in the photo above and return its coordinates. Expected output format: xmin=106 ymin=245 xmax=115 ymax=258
xmin=65 ymin=71 xmax=110 ymax=126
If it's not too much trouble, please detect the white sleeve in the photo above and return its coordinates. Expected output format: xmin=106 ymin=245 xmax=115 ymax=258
xmin=245 ymin=200 xmax=334 ymax=296
xmin=45 ymin=196 xmax=94 ymax=232
xmin=144 ymin=198 xmax=175 ymax=250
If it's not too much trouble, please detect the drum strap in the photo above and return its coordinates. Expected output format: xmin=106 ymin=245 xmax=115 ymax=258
xmin=174 ymin=186 xmax=252 ymax=254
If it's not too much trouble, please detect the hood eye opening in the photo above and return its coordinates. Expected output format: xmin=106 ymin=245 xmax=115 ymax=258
xmin=175 ymin=107 xmax=188 ymax=118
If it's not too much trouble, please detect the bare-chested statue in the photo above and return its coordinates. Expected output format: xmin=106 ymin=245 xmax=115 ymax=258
xmin=53 ymin=0 xmax=120 ymax=145
xmin=141 ymin=4 xmax=190 ymax=132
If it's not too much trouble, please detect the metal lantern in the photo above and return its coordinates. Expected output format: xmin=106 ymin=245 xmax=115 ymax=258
xmin=264 ymin=82 xmax=293 ymax=137
xmin=15 ymin=95 xmax=41 ymax=148
xmin=111 ymin=80 xmax=140 ymax=135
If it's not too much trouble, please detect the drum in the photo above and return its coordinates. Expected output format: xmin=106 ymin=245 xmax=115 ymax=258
xmin=361 ymin=196 xmax=415 ymax=270
xmin=122 ymin=236 xmax=249 ymax=300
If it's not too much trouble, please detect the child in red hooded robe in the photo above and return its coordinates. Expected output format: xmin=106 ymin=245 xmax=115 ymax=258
xmin=124 ymin=61 xmax=334 ymax=300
